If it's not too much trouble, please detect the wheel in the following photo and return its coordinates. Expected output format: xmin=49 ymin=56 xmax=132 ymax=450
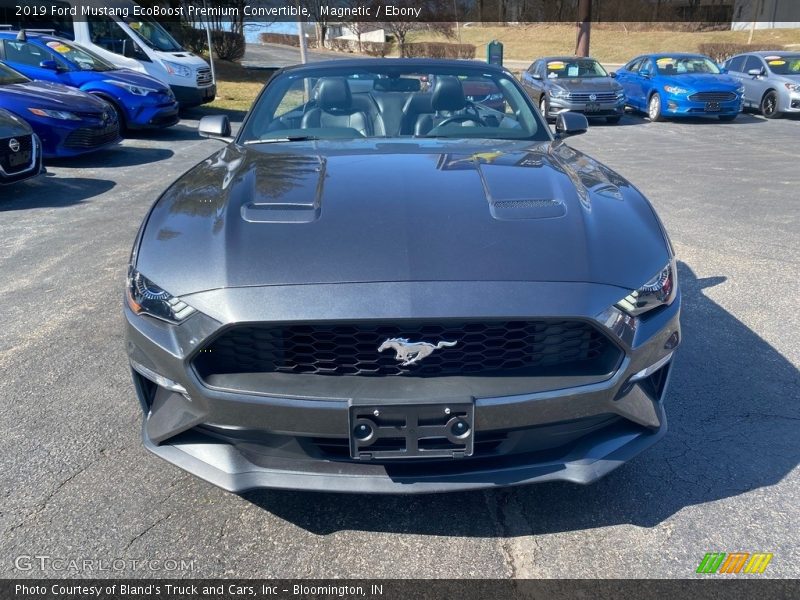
xmin=606 ymin=115 xmax=622 ymax=124
xmin=100 ymin=98 xmax=127 ymax=136
xmin=648 ymin=93 xmax=664 ymax=122
xmin=760 ymin=91 xmax=780 ymax=119
xmin=539 ymin=96 xmax=550 ymax=121
xmin=718 ymin=114 xmax=737 ymax=122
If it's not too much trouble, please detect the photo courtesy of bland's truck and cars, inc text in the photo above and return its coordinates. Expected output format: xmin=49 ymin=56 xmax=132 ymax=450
xmin=0 ymin=0 xmax=798 ymax=598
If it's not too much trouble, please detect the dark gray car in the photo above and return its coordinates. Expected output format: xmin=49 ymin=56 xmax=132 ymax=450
xmin=724 ymin=51 xmax=800 ymax=118
xmin=0 ymin=107 xmax=42 ymax=184
xmin=521 ymin=56 xmax=626 ymax=123
xmin=124 ymin=59 xmax=680 ymax=494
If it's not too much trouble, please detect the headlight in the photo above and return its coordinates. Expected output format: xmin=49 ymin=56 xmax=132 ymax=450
xmin=28 ymin=108 xmax=80 ymax=120
xmin=163 ymin=60 xmax=192 ymax=78
xmin=550 ymin=87 xmax=569 ymax=99
xmin=785 ymin=82 xmax=800 ymax=93
xmin=615 ymin=89 xmax=625 ymax=99
xmin=126 ymin=269 xmax=195 ymax=323
xmin=104 ymin=80 xmax=159 ymax=96
xmin=736 ymin=85 xmax=745 ymax=94
xmin=663 ymin=85 xmax=688 ymax=95
xmin=616 ymin=261 xmax=677 ymax=316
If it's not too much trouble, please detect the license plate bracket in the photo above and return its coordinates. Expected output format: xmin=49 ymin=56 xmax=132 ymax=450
xmin=585 ymin=102 xmax=601 ymax=113
xmin=705 ymin=101 xmax=721 ymax=112
xmin=348 ymin=400 xmax=475 ymax=460
xmin=8 ymin=151 xmax=31 ymax=167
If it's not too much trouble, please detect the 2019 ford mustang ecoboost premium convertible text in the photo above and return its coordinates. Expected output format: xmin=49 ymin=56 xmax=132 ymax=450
xmin=125 ymin=59 xmax=681 ymax=493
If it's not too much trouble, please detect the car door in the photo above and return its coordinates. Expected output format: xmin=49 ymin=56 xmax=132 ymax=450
xmin=521 ymin=60 xmax=544 ymax=102
xmin=617 ymin=58 xmax=645 ymax=109
xmin=637 ymin=58 xmax=659 ymax=106
xmin=0 ymin=40 xmax=64 ymax=85
xmin=742 ymin=55 xmax=768 ymax=108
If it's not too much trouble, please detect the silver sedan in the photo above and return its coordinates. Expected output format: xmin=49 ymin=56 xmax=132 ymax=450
xmin=725 ymin=51 xmax=800 ymax=118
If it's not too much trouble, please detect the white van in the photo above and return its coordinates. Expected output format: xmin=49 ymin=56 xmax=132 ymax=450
xmin=1 ymin=0 xmax=215 ymax=106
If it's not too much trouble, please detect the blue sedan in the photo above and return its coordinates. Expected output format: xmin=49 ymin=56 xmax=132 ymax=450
xmin=615 ymin=53 xmax=744 ymax=121
xmin=0 ymin=31 xmax=179 ymax=132
xmin=0 ymin=61 xmax=120 ymax=158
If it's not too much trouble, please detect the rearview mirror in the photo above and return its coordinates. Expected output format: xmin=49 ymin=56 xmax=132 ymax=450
xmin=39 ymin=60 xmax=60 ymax=71
xmin=554 ymin=111 xmax=588 ymax=139
xmin=198 ymin=115 xmax=233 ymax=142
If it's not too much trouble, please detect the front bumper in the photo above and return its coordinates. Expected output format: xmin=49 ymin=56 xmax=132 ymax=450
xmin=662 ymin=96 xmax=742 ymax=117
xmin=125 ymin=281 xmax=681 ymax=494
xmin=171 ymin=84 xmax=216 ymax=108
xmin=126 ymin=99 xmax=180 ymax=129
xmin=547 ymin=97 xmax=625 ymax=118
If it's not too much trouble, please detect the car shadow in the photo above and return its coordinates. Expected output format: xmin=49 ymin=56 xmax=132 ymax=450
xmin=616 ymin=111 xmax=766 ymax=126
xmin=242 ymin=261 xmax=799 ymax=537
xmin=46 ymin=146 xmax=174 ymax=169
xmin=0 ymin=174 xmax=115 ymax=210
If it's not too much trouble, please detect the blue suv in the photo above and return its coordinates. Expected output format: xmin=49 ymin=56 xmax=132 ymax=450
xmin=0 ymin=31 xmax=179 ymax=132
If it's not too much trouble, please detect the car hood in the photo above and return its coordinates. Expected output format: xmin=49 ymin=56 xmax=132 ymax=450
xmin=104 ymin=68 xmax=171 ymax=92
xmin=0 ymin=80 xmax=108 ymax=112
xmin=0 ymin=107 xmax=32 ymax=136
xmin=660 ymin=73 xmax=740 ymax=89
xmin=136 ymin=140 xmax=670 ymax=297
xmin=549 ymin=78 xmax=621 ymax=92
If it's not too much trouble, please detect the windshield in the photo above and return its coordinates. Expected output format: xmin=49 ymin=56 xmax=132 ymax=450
xmin=45 ymin=40 xmax=115 ymax=72
xmin=239 ymin=65 xmax=548 ymax=144
xmin=0 ymin=62 xmax=30 ymax=85
xmin=123 ymin=17 xmax=183 ymax=52
xmin=655 ymin=56 xmax=721 ymax=75
xmin=545 ymin=59 xmax=608 ymax=78
xmin=764 ymin=55 xmax=800 ymax=75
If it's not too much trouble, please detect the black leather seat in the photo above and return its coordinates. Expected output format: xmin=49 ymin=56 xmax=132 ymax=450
xmin=302 ymin=78 xmax=373 ymax=136
xmin=408 ymin=77 xmax=474 ymax=136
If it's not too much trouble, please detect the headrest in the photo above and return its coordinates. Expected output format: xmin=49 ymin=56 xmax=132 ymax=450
xmin=432 ymin=76 xmax=466 ymax=112
xmin=315 ymin=77 xmax=352 ymax=111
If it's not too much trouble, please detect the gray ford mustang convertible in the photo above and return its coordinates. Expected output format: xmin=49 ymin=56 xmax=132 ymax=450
xmin=125 ymin=59 xmax=680 ymax=494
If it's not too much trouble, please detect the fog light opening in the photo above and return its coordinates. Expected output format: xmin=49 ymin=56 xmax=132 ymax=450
xmin=130 ymin=359 xmax=188 ymax=395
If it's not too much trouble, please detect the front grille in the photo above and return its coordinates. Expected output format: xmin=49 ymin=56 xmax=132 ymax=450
xmin=567 ymin=92 xmax=617 ymax=103
xmin=194 ymin=320 xmax=620 ymax=378
xmin=688 ymin=91 xmax=736 ymax=102
xmin=196 ymin=68 xmax=213 ymax=86
xmin=64 ymin=123 xmax=119 ymax=149
xmin=0 ymin=134 xmax=34 ymax=173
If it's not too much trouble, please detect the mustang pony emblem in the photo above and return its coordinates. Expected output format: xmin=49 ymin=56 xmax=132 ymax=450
xmin=378 ymin=338 xmax=457 ymax=367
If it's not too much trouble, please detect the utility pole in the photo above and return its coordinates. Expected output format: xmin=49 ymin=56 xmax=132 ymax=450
xmin=296 ymin=1 xmax=307 ymax=64
xmin=575 ymin=0 xmax=592 ymax=57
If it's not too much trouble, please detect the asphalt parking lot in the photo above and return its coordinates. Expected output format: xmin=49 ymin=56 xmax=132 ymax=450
xmin=1 ymin=109 xmax=798 ymax=579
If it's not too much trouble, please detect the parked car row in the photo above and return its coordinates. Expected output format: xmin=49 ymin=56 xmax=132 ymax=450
xmin=0 ymin=29 xmax=184 ymax=185
xmin=521 ymin=51 xmax=800 ymax=122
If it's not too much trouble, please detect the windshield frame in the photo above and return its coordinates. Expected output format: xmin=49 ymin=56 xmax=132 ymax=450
xmin=237 ymin=63 xmax=552 ymax=145
xmin=122 ymin=16 xmax=183 ymax=53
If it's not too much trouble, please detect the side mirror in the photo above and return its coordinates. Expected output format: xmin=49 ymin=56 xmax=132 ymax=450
xmin=640 ymin=69 xmax=651 ymax=78
xmin=554 ymin=111 xmax=588 ymax=139
xmin=609 ymin=71 xmax=617 ymax=78
xmin=719 ymin=66 xmax=728 ymax=74
xmin=198 ymin=115 xmax=232 ymax=142
xmin=39 ymin=60 xmax=60 ymax=71
xmin=747 ymin=68 xmax=764 ymax=77
xmin=532 ymin=73 xmax=542 ymax=80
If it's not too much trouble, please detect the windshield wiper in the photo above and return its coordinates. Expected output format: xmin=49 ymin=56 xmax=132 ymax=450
xmin=244 ymin=135 xmax=322 ymax=145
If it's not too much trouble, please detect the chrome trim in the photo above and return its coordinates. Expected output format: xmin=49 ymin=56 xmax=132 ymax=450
xmin=130 ymin=359 xmax=188 ymax=394
xmin=0 ymin=133 xmax=38 ymax=178
xmin=629 ymin=352 xmax=673 ymax=382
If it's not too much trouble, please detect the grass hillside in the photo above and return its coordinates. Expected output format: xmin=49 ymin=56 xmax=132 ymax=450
xmin=412 ymin=24 xmax=800 ymax=63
